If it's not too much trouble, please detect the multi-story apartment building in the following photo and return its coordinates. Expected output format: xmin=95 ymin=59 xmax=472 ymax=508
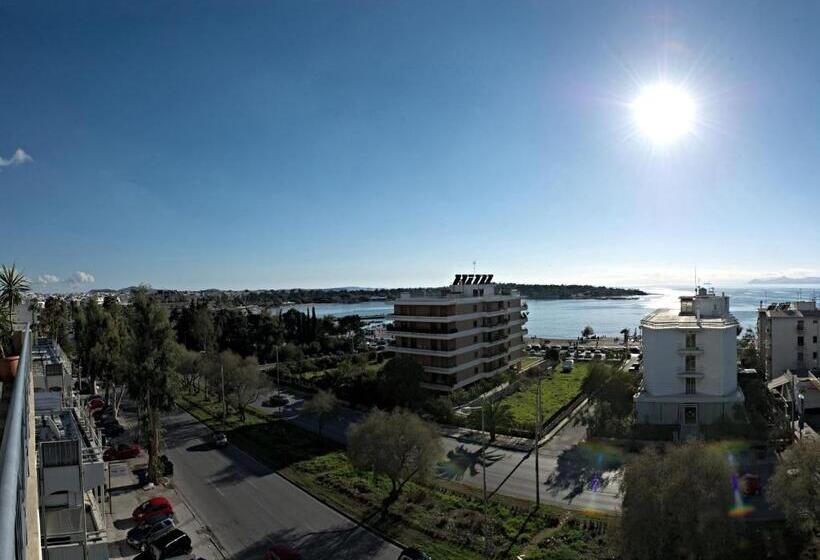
xmin=757 ymin=300 xmax=820 ymax=380
xmin=634 ymin=287 xmax=745 ymax=426
xmin=1 ymin=323 xmax=109 ymax=560
xmin=388 ymin=275 xmax=527 ymax=391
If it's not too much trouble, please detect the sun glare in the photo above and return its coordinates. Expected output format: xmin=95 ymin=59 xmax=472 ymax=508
xmin=631 ymin=83 xmax=696 ymax=145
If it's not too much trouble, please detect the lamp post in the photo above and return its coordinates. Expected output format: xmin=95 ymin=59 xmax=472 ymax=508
xmin=463 ymin=395 xmax=491 ymax=559
xmin=799 ymin=393 xmax=806 ymax=438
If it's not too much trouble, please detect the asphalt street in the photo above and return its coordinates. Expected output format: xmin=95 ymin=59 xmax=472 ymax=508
xmin=162 ymin=409 xmax=402 ymax=560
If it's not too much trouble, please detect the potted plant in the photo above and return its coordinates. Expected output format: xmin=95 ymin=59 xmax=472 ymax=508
xmin=0 ymin=264 xmax=31 ymax=381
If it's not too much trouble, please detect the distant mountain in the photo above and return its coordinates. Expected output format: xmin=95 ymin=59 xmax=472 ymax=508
xmin=749 ymin=276 xmax=820 ymax=285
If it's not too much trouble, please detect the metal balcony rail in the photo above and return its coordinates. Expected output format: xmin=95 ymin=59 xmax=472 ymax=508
xmin=0 ymin=324 xmax=32 ymax=560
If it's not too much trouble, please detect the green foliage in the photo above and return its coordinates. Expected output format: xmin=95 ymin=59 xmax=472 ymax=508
xmin=766 ymin=438 xmax=820 ymax=533
xmin=467 ymin=400 xmax=513 ymax=441
xmin=738 ymin=328 xmax=759 ymax=369
xmin=579 ymin=362 xmax=639 ymax=437
xmin=581 ymin=325 xmax=594 ymax=338
xmin=378 ymin=355 xmax=424 ymax=409
xmin=620 ymin=443 xmax=735 ymax=560
xmin=39 ymin=297 xmax=73 ymax=352
xmin=347 ymin=409 xmax=442 ymax=499
xmin=124 ymin=287 xmax=179 ymax=481
xmin=501 ymin=363 xmax=590 ymax=430
xmin=302 ymin=389 xmax=341 ymax=436
xmin=423 ymin=396 xmax=457 ymax=425
xmin=0 ymin=263 xmax=30 ymax=356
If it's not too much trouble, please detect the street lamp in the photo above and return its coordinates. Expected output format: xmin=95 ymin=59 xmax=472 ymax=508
xmin=462 ymin=395 xmax=491 ymax=559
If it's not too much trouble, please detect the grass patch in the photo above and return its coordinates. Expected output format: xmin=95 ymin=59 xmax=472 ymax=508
xmin=176 ymin=391 xmax=613 ymax=559
xmin=502 ymin=363 xmax=590 ymax=428
xmin=521 ymin=356 xmax=543 ymax=370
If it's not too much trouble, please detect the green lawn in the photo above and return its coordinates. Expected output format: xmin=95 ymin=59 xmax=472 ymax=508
xmin=520 ymin=356 xmax=543 ymax=370
xmin=176 ymin=391 xmax=612 ymax=560
xmin=502 ymin=363 xmax=590 ymax=428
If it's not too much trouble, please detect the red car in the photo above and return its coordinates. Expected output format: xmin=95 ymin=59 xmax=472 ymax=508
xmin=103 ymin=443 xmax=141 ymax=461
xmin=132 ymin=497 xmax=173 ymax=524
xmin=265 ymin=545 xmax=301 ymax=560
xmin=87 ymin=398 xmax=105 ymax=411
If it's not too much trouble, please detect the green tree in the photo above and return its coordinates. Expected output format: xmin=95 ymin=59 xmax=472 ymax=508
xmin=620 ymin=443 xmax=735 ymax=560
xmin=176 ymin=346 xmax=204 ymax=394
xmin=0 ymin=264 xmax=30 ymax=325
xmin=39 ymin=297 xmax=73 ymax=352
xmin=347 ymin=409 xmax=442 ymax=505
xmin=470 ymin=400 xmax=513 ymax=441
xmin=766 ymin=438 xmax=820 ymax=533
xmin=303 ymin=389 xmax=340 ymax=437
xmin=620 ymin=327 xmax=630 ymax=346
xmin=73 ymin=299 xmax=108 ymax=389
xmin=578 ymin=362 xmax=638 ymax=436
xmin=581 ymin=325 xmax=594 ymax=338
xmin=738 ymin=328 xmax=759 ymax=369
xmin=225 ymin=353 xmax=263 ymax=422
xmin=124 ymin=287 xmax=179 ymax=482
xmin=378 ymin=356 xmax=424 ymax=409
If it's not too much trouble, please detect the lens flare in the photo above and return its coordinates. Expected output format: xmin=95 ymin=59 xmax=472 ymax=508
xmin=631 ymin=83 xmax=696 ymax=145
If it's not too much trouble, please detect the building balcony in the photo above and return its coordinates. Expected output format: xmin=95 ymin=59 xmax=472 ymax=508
xmin=677 ymin=370 xmax=705 ymax=378
xmin=677 ymin=346 xmax=704 ymax=355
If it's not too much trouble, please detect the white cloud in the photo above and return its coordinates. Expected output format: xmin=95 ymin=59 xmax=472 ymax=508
xmin=37 ymin=274 xmax=60 ymax=285
xmin=70 ymin=271 xmax=95 ymax=284
xmin=0 ymin=148 xmax=33 ymax=167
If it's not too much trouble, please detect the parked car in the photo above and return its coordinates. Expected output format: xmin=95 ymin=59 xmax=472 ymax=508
xmin=133 ymin=497 xmax=173 ymax=524
xmin=104 ymin=443 xmax=141 ymax=461
xmin=265 ymin=545 xmax=301 ymax=560
xmin=211 ymin=432 xmax=228 ymax=448
xmin=399 ymin=548 xmax=432 ymax=560
xmin=135 ymin=528 xmax=191 ymax=560
xmin=126 ymin=515 xmax=176 ymax=550
xmin=87 ymin=398 xmax=105 ymax=411
xmin=562 ymin=359 xmax=574 ymax=373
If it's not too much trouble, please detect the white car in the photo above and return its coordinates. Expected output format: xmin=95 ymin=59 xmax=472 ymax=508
xmin=562 ymin=359 xmax=574 ymax=372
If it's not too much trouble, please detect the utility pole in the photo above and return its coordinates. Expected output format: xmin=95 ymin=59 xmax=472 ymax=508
xmin=535 ymin=364 xmax=542 ymax=507
xmin=480 ymin=394 xmax=491 ymax=559
xmin=220 ymin=363 xmax=226 ymax=425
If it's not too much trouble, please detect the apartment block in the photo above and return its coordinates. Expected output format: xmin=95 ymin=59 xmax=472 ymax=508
xmin=758 ymin=300 xmax=820 ymax=380
xmin=388 ymin=275 xmax=527 ymax=391
xmin=1 ymin=326 xmax=109 ymax=560
xmin=634 ymin=287 xmax=745 ymax=426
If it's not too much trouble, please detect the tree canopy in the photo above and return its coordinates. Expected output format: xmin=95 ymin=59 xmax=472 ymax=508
xmin=347 ymin=409 xmax=442 ymax=503
xmin=378 ymin=355 xmax=424 ymax=409
xmin=766 ymin=438 xmax=820 ymax=533
xmin=620 ymin=443 xmax=735 ymax=560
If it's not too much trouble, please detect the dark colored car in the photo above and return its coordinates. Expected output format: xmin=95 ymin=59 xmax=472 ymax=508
xmin=132 ymin=497 xmax=173 ymax=524
xmin=399 ymin=548 xmax=432 ymax=560
xmin=266 ymin=545 xmax=301 ymax=560
xmin=135 ymin=529 xmax=191 ymax=560
xmin=211 ymin=432 xmax=228 ymax=448
xmin=126 ymin=515 xmax=175 ymax=550
xmin=103 ymin=442 xmax=141 ymax=461
xmin=103 ymin=423 xmax=125 ymax=437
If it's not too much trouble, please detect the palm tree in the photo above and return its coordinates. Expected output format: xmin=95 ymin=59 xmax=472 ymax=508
xmin=620 ymin=328 xmax=631 ymax=346
xmin=0 ymin=264 xmax=31 ymax=326
xmin=473 ymin=400 xmax=513 ymax=441
xmin=581 ymin=325 xmax=594 ymax=339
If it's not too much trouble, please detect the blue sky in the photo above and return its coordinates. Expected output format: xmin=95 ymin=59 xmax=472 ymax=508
xmin=3 ymin=1 xmax=820 ymax=291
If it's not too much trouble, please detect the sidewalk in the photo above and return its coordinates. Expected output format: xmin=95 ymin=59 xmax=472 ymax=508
xmin=104 ymin=403 xmax=225 ymax=560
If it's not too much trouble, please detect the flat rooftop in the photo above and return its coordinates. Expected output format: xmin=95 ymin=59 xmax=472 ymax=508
xmin=642 ymin=308 xmax=739 ymax=328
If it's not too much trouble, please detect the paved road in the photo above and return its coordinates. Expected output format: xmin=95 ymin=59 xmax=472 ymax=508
xmin=162 ymin=409 xmax=402 ymax=560
xmin=255 ymin=388 xmax=623 ymax=513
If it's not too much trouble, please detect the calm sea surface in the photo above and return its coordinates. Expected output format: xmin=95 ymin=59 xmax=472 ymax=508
xmin=279 ymin=285 xmax=820 ymax=338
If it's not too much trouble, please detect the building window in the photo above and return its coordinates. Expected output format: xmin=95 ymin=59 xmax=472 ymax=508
xmin=814 ymin=352 xmax=818 ymax=360
xmin=798 ymin=336 xmax=805 ymax=347
xmin=798 ymin=320 xmax=805 ymax=331
xmin=798 ymin=352 xmax=804 ymax=363
xmin=685 ymin=332 xmax=697 ymax=349
xmin=473 ymin=305 xmax=478 ymax=312
xmin=814 ymin=336 xmax=818 ymax=344
xmin=474 ymin=336 xmax=478 ymax=343
xmin=685 ymin=378 xmax=696 ymax=395
xmin=685 ymin=355 xmax=696 ymax=372
xmin=473 ymin=321 xmax=478 ymax=328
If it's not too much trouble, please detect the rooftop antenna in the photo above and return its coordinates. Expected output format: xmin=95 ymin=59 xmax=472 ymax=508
xmin=694 ymin=266 xmax=698 ymax=292
xmin=473 ymin=260 xmax=476 ymax=275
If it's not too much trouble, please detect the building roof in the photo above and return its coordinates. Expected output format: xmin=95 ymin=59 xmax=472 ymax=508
xmin=760 ymin=301 xmax=820 ymax=318
xmin=641 ymin=308 xmax=739 ymax=329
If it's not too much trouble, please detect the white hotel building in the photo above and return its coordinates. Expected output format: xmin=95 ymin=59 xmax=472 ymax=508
xmin=634 ymin=287 xmax=745 ymax=426
xmin=388 ymin=275 xmax=527 ymax=391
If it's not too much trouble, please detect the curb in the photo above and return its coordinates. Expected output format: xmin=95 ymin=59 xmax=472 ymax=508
xmin=174 ymin=399 xmax=408 ymax=554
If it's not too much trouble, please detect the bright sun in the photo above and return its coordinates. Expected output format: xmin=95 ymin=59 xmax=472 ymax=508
xmin=631 ymin=83 xmax=696 ymax=145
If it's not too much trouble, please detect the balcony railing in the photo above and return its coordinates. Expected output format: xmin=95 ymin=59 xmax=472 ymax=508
xmin=0 ymin=325 xmax=32 ymax=560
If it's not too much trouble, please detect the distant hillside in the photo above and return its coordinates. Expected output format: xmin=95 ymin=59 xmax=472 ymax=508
xmin=749 ymin=276 xmax=820 ymax=285
xmin=125 ymin=283 xmax=647 ymax=308
xmin=499 ymin=283 xmax=647 ymax=300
